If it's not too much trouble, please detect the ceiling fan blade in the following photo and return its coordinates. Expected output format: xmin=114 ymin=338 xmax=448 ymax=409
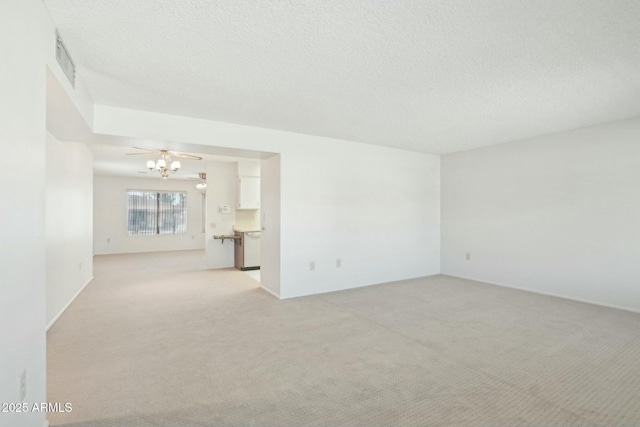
xmin=126 ymin=147 xmax=160 ymax=155
xmin=171 ymin=152 xmax=203 ymax=160
xmin=126 ymin=152 xmax=157 ymax=155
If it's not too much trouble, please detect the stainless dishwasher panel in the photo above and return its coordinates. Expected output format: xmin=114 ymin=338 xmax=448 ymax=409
xmin=243 ymin=231 xmax=261 ymax=270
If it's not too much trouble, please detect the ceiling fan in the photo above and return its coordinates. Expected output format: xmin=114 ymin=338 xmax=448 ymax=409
xmin=188 ymin=172 xmax=208 ymax=191
xmin=126 ymin=147 xmax=203 ymax=179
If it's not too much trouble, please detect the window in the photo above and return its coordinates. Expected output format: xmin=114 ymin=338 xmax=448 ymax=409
xmin=127 ymin=191 xmax=187 ymax=236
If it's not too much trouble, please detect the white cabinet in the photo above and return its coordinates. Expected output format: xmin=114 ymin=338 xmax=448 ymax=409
xmin=237 ymin=176 xmax=260 ymax=210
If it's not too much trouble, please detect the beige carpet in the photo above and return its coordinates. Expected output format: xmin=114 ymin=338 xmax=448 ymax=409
xmin=47 ymin=250 xmax=640 ymax=426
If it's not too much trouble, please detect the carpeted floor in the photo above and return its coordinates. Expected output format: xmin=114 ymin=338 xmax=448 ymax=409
xmin=47 ymin=250 xmax=640 ymax=426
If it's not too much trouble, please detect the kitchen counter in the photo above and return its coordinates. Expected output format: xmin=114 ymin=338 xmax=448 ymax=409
xmin=213 ymin=235 xmax=240 ymax=244
xmin=233 ymin=226 xmax=261 ymax=232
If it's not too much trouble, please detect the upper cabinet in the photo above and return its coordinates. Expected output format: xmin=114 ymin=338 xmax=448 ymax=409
xmin=237 ymin=176 xmax=260 ymax=210
xmin=237 ymin=160 xmax=260 ymax=210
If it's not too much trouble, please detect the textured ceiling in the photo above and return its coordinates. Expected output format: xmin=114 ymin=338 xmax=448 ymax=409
xmin=45 ymin=0 xmax=640 ymax=154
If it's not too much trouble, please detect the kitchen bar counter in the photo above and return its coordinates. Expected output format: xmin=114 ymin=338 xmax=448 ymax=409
xmin=233 ymin=226 xmax=261 ymax=232
xmin=213 ymin=235 xmax=240 ymax=244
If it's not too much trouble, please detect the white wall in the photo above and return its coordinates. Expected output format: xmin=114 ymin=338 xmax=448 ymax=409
xmin=238 ymin=159 xmax=260 ymax=177
xmin=0 ymin=1 xmax=66 ymax=426
xmin=235 ymin=209 xmax=260 ymax=231
xmin=94 ymin=176 xmax=206 ymax=255
xmin=93 ymin=106 xmax=442 ymax=299
xmin=205 ymin=161 xmax=238 ymax=269
xmin=260 ymin=155 xmax=281 ymax=296
xmin=46 ymin=133 xmax=94 ymax=328
xmin=441 ymin=118 xmax=640 ymax=312
xmin=280 ymin=144 xmax=440 ymax=298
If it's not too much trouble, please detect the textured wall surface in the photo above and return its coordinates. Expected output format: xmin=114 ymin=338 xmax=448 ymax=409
xmin=1 ymin=1 xmax=51 ymax=426
xmin=93 ymin=176 xmax=207 ymax=255
xmin=46 ymin=133 xmax=94 ymax=328
xmin=441 ymin=117 xmax=640 ymax=312
xmin=93 ymin=105 xmax=441 ymax=299
xmin=44 ymin=0 xmax=640 ymax=154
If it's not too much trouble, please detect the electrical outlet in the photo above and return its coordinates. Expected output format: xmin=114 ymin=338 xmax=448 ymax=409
xmin=222 ymin=215 xmax=228 ymax=221
xmin=20 ymin=369 xmax=26 ymax=402
xmin=78 ymin=262 xmax=82 ymax=271
xmin=210 ymin=223 xmax=217 ymax=229
xmin=336 ymin=258 xmax=342 ymax=268
xmin=465 ymin=252 xmax=471 ymax=261
xmin=310 ymin=261 xmax=315 ymax=271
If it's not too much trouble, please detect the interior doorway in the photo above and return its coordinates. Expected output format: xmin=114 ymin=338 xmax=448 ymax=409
xmin=45 ymin=64 xmax=283 ymax=424
xmin=45 ymin=67 xmax=282 ymax=330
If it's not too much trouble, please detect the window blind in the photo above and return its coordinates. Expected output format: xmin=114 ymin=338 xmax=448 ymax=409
xmin=127 ymin=191 xmax=187 ymax=236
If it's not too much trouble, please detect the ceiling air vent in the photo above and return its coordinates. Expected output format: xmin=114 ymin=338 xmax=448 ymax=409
xmin=55 ymin=31 xmax=75 ymax=88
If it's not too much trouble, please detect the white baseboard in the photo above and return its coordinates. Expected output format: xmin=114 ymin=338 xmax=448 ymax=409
xmin=260 ymin=285 xmax=281 ymax=299
xmin=280 ymin=273 xmax=442 ymax=300
xmin=46 ymin=276 xmax=94 ymax=331
xmin=442 ymin=273 xmax=640 ymax=314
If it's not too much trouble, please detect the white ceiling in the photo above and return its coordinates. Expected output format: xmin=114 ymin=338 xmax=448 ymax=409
xmin=45 ymin=0 xmax=640 ymax=154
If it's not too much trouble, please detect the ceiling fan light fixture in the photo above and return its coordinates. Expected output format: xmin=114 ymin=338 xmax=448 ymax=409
xmin=126 ymin=147 xmax=203 ymax=179
xmin=195 ymin=172 xmax=207 ymax=192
